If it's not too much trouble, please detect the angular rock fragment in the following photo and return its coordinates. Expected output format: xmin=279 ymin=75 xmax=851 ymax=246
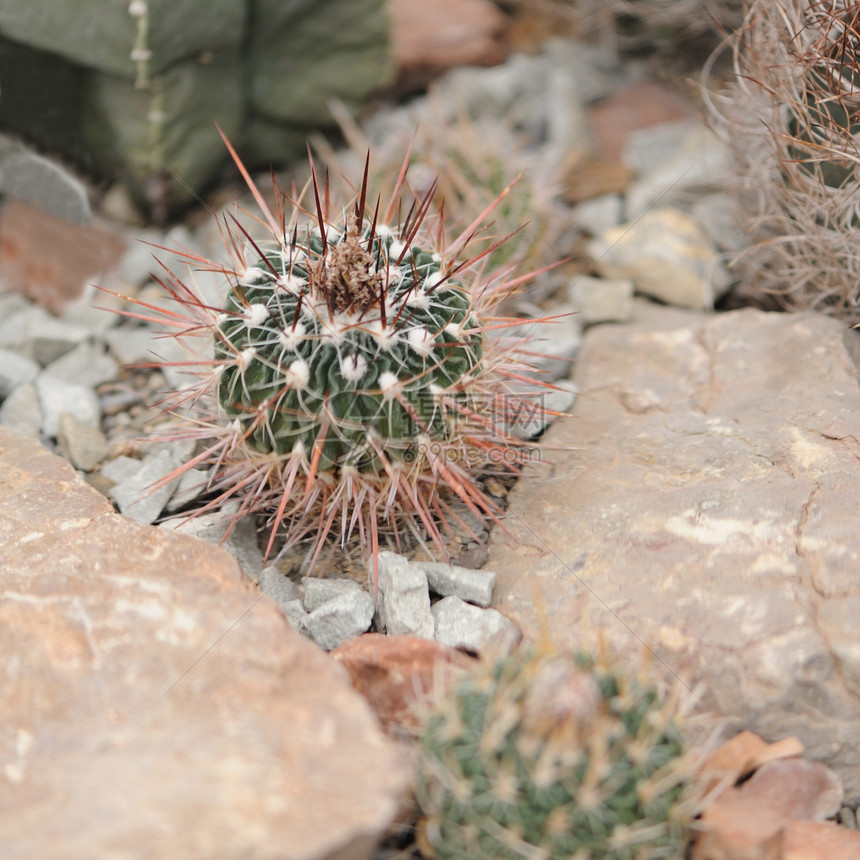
xmin=587 ymin=207 xmax=731 ymax=308
xmin=0 ymin=348 xmax=39 ymax=399
xmin=332 ymin=633 xmax=477 ymax=732
xmin=432 ymin=596 xmax=520 ymax=654
xmin=303 ymin=577 xmax=367 ymax=612
xmin=416 ymin=561 xmax=496 ymax=607
xmin=301 ymin=591 xmax=375 ymax=651
xmin=0 ymin=382 xmax=42 ymax=436
xmin=35 ymin=374 xmax=100 ymax=438
xmin=374 ymin=551 xmax=434 ymax=639
xmin=108 ymin=447 xmax=182 ymax=524
xmin=57 ymin=412 xmax=109 ymax=471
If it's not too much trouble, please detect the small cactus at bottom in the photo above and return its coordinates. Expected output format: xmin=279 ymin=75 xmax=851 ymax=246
xmin=415 ymin=647 xmax=693 ymax=860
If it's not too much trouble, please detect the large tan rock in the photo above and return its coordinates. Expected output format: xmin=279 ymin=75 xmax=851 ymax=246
xmin=0 ymin=428 xmax=410 ymax=859
xmin=488 ymin=302 xmax=860 ymax=802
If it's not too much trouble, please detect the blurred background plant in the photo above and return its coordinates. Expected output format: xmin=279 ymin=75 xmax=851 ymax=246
xmin=0 ymin=0 xmax=393 ymax=219
xmin=707 ymin=0 xmax=860 ymax=322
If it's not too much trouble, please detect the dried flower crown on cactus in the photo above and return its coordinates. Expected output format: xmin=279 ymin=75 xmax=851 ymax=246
xmin=415 ymin=646 xmax=695 ymax=860
xmin=108 ymin=131 xmax=561 ymax=569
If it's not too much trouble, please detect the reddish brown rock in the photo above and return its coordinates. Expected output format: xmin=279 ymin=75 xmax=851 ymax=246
xmin=0 ymin=200 xmax=125 ymax=312
xmin=331 ymin=633 xmax=476 ymax=732
xmin=588 ymin=79 xmax=699 ymax=162
xmin=694 ymin=759 xmax=844 ymax=860
xmin=0 ymin=427 xmax=410 ymax=860
xmin=390 ymin=0 xmax=508 ymax=89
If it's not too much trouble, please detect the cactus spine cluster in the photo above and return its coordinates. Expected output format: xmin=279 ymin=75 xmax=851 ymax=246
xmin=120 ymin=135 xmax=553 ymax=566
xmin=415 ymin=648 xmax=692 ymax=860
xmin=215 ymin=214 xmax=482 ymax=475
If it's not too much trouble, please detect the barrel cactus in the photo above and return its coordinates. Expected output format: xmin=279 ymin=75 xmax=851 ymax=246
xmin=415 ymin=647 xmax=693 ymax=860
xmin=116 ymin=134 xmax=555 ymax=568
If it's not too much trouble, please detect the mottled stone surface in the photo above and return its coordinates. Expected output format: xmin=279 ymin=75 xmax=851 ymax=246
xmin=488 ymin=303 xmax=860 ymax=802
xmin=331 ymin=634 xmax=476 ymax=732
xmin=0 ymin=428 xmax=409 ymax=859
xmin=375 ymin=551 xmax=434 ymax=639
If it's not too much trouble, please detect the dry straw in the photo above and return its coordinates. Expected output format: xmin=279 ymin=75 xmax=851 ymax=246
xmin=707 ymin=0 xmax=860 ymax=321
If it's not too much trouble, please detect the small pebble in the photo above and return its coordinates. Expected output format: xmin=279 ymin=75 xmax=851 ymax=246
xmin=432 ymin=596 xmax=520 ymax=654
xmin=280 ymin=598 xmax=309 ymax=632
xmin=0 ymin=383 xmax=42 ymax=436
xmin=44 ymin=341 xmax=119 ymax=389
xmin=416 ymin=561 xmax=496 ymax=607
xmin=163 ymin=466 xmax=211 ymax=513
xmin=57 ymin=412 xmax=109 ymax=471
xmin=35 ymin=374 xmax=100 ymax=438
xmin=587 ymin=207 xmax=731 ymax=309
xmin=257 ymin=566 xmax=302 ymax=611
xmin=303 ymin=578 xmax=367 ymax=612
xmin=374 ymin=552 xmax=434 ymax=639
xmin=28 ymin=315 xmax=90 ymax=367
xmin=300 ymin=591 xmax=375 ymax=651
xmin=567 ymin=274 xmax=635 ymax=326
xmin=163 ymin=504 xmax=263 ymax=578
xmin=109 ymin=448 xmax=183 ymax=524
xmin=101 ymin=455 xmax=146 ymax=484
xmin=0 ymin=349 xmax=39 ymax=399
xmin=839 ymin=807 xmax=857 ymax=830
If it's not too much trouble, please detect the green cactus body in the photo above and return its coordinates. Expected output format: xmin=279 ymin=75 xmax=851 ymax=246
xmin=214 ymin=222 xmax=481 ymax=474
xmin=121 ymin=137 xmax=555 ymax=566
xmin=417 ymin=650 xmax=692 ymax=860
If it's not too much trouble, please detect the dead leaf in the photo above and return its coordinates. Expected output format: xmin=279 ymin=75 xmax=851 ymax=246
xmin=692 ymin=758 xmax=844 ymax=860
xmin=699 ymin=731 xmax=805 ymax=797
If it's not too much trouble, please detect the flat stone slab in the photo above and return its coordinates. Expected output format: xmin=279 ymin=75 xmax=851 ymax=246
xmin=0 ymin=428 xmax=409 ymax=859
xmin=488 ymin=303 xmax=860 ymax=803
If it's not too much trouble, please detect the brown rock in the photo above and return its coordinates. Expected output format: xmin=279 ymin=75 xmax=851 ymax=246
xmin=563 ymin=153 xmax=635 ymax=203
xmin=0 ymin=200 xmax=125 ymax=312
xmin=694 ymin=759 xmax=844 ymax=860
xmin=390 ymin=0 xmax=508 ymax=88
xmin=488 ymin=302 xmax=860 ymax=804
xmin=699 ymin=731 xmax=805 ymax=797
xmin=0 ymin=428 xmax=410 ymax=860
xmin=588 ymin=79 xmax=699 ymax=162
xmin=331 ymin=633 xmax=476 ymax=732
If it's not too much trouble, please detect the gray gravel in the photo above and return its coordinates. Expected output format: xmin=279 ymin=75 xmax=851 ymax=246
xmin=374 ymin=551 xmax=434 ymax=639
xmin=432 ymin=596 xmax=521 ymax=654
xmin=415 ymin=561 xmax=496 ymax=607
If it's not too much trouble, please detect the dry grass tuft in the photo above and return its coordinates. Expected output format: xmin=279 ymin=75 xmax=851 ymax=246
xmin=707 ymin=0 xmax=860 ymax=322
